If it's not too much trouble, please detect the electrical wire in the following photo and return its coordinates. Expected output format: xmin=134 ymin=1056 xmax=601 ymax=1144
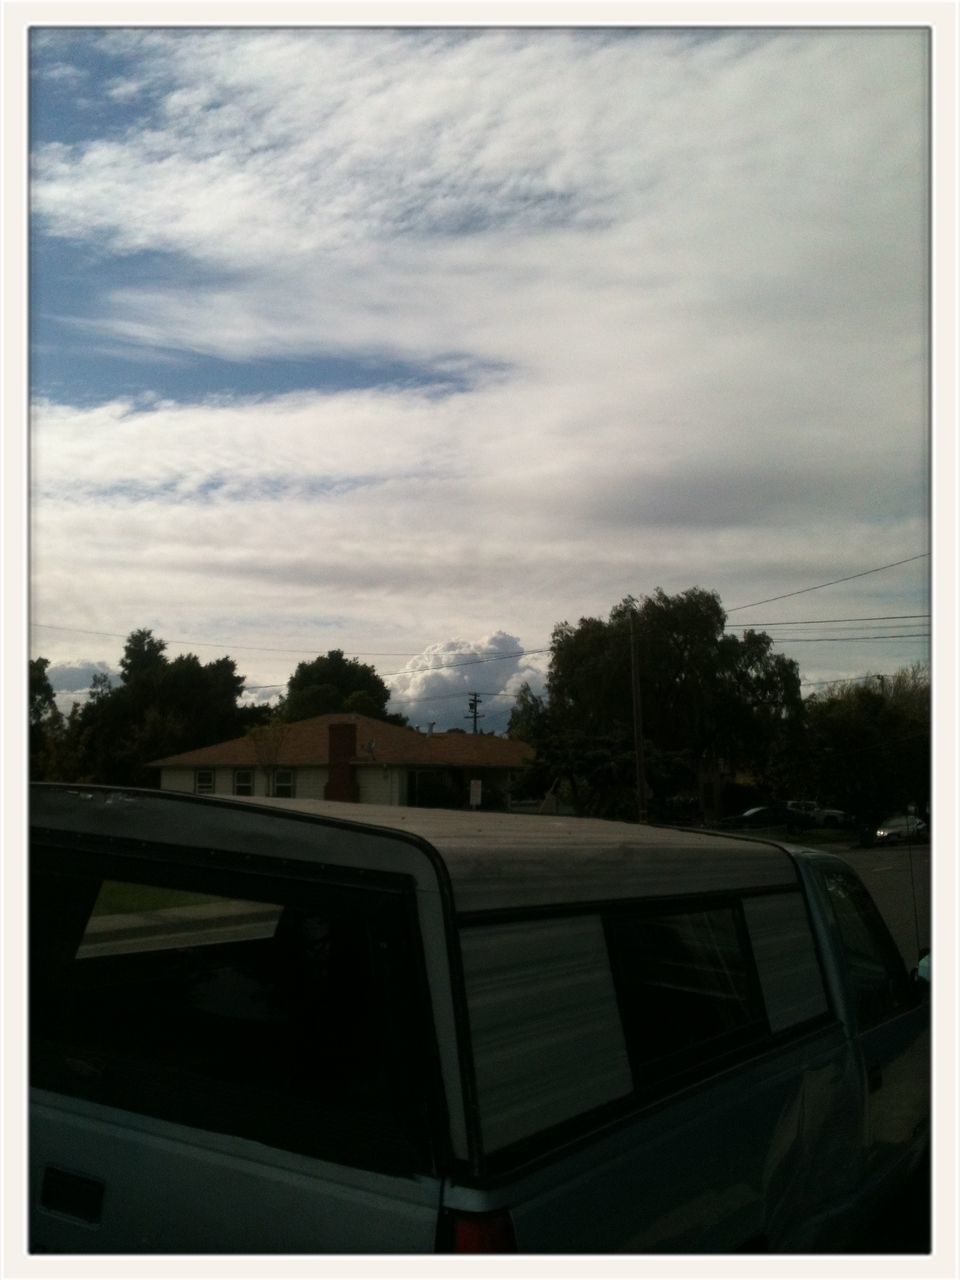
xmin=801 ymin=673 xmax=895 ymax=688
xmin=764 ymin=634 xmax=929 ymax=643
xmin=726 ymin=614 xmax=929 ymax=626
xmin=726 ymin=554 xmax=929 ymax=612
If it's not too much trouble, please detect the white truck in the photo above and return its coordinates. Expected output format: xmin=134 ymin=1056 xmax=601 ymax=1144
xmin=30 ymin=784 xmax=928 ymax=1254
xmin=787 ymin=799 xmax=849 ymax=829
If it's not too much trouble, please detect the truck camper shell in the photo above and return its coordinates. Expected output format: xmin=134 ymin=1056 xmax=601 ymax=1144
xmin=32 ymin=785 xmax=801 ymax=913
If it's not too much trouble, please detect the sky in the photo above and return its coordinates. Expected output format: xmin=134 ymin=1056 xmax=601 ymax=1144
xmin=27 ymin=23 xmax=933 ymax=733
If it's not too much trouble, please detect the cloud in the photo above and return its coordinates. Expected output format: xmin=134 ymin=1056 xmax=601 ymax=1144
xmin=388 ymin=632 xmax=548 ymax=733
xmin=42 ymin=660 xmax=119 ymax=714
xmin=35 ymin=60 xmax=87 ymax=85
xmin=28 ymin=27 xmax=931 ymax=701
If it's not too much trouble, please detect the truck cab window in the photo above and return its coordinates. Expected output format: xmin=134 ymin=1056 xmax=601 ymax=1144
xmin=819 ymin=867 xmax=911 ymax=1029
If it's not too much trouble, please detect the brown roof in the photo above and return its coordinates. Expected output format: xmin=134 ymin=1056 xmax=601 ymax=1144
xmin=149 ymin=713 xmax=534 ymax=771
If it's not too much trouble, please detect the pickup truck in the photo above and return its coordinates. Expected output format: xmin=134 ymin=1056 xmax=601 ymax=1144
xmin=787 ymin=799 xmax=849 ymax=829
xmin=29 ymin=784 xmax=929 ymax=1254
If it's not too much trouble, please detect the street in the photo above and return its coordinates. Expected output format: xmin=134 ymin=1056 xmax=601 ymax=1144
xmin=835 ymin=843 xmax=930 ymax=969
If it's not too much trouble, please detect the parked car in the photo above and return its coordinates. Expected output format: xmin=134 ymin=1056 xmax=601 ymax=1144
xmin=872 ymin=814 xmax=929 ymax=845
xmin=718 ymin=804 xmax=790 ymax=830
xmin=30 ymin=784 xmax=929 ymax=1254
xmin=786 ymin=800 xmax=849 ymax=829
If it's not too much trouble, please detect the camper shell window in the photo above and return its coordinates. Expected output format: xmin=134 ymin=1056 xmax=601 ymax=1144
xmin=30 ymin=851 xmax=440 ymax=1177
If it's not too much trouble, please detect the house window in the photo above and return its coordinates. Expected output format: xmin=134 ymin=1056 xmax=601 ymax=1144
xmin=195 ymin=769 xmax=214 ymax=795
xmin=272 ymin=768 xmax=295 ymax=798
xmin=233 ymin=769 xmax=254 ymax=796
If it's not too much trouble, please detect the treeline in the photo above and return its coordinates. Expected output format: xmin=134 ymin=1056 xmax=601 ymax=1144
xmin=30 ymin=591 xmax=930 ymax=823
xmin=30 ymin=630 xmax=406 ymax=787
xmin=507 ymin=587 xmax=930 ymax=825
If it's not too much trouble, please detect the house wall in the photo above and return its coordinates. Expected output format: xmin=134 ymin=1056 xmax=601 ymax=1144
xmin=160 ymin=766 xmax=331 ymax=798
xmin=357 ymin=767 xmax=406 ymax=806
xmin=292 ymin=768 xmax=329 ymax=800
xmin=160 ymin=764 xmax=528 ymax=807
xmin=160 ymin=768 xmax=195 ymax=793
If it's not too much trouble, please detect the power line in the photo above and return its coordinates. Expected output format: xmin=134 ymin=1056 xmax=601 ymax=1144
xmin=727 ymin=613 xmax=929 ymax=627
xmin=380 ymin=649 xmax=550 ymax=679
xmin=726 ymin=554 xmax=929 ymax=613
xmin=391 ymin=689 xmax=519 ymax=705
xmin=765 ymin=634 xmax=929 ymax=643
xmin=800 ymin=673 xmax=891 ymax=688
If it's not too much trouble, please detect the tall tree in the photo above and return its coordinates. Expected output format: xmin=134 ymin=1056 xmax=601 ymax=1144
xmin=30 ymin=657 xmax=60 ymax=778
xmin=510 ymin=588 xmax=801 ymax=821
xmin=788 ymin=664 xmax=929 ymax=823
xmin=30 ymin=657 xmax=56 ymax=726
xmin=119 ymin=629 xmax=167 ymax=685
xmin=276 ymin=650 xmax=405 ymax=724
xmin=62 ymin=630 xmax=251 ymax=785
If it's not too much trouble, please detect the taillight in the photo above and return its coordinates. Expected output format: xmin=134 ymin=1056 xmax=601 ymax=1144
xmin=446 ymin=1208 xmax=518 ymax=1253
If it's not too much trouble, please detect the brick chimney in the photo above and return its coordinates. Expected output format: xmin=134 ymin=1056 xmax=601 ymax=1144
xmin=325 ymin=721 xmax=360 ymax=802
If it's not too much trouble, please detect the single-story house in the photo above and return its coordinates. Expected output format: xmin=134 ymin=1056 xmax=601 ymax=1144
xmin=149 ymin=713 xmax=535 ymax=810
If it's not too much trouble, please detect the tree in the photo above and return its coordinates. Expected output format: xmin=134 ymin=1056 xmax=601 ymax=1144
xmin=276 ymin=649 xmax=405 ymax=724
xmin=119 ymin=629 xmax=167 ymax=685
xmin=247 ymin=718 xmax=291 ymax=795
xmin=510 ymin=588 xmax=802 ymax=821
xmin=30 ymin=657 xmax=56 ymax=726
xmin=790 ymin=664 xmax=929 ymax=823
xmin=30 ymin=657 xmax=62 ymax=779
xmin=62 ymin=630 xmax=251 ymax=786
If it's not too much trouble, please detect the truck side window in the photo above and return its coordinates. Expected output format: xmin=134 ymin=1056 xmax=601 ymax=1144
xmin=819 ymin=867 xmax=911 ymax=1030
xmin=606 ymin=903 xmax=768 ymax=1092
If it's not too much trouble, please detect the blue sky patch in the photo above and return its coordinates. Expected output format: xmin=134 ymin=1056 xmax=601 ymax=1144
xmin=31 ymin=234 xmax=491 ymax=404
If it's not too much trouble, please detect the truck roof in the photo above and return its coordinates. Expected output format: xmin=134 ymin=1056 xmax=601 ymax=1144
xmin=31 ymin=785 xmax=800 ymax=914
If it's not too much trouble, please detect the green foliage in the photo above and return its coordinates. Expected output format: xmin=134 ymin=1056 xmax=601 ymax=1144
xmin=276 ymin=649 xmax=404 ymax=724
xmin=119 ymin=629 xmax=167 ymax=685
xmin=510 ymin=588 xmax=802 ymax=821
xmin=31 ymin=630 xmax=253 ymax=786
xmin=786 ymin=664 xmax=929 ymax=821
xmin=30 ymin=657 xmax=62 ymax=779
xmin=30 ymin=657 xmax=56 ymax=725
xmin=30 ymin=632 xmax=411 ymax=787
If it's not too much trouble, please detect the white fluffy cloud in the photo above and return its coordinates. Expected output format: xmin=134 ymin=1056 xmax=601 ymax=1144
xmin=387 ymin=631 xmax=548 ymax=732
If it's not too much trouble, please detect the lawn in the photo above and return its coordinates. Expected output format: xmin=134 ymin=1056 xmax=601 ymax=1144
xmin=92 ymin=880 xmax=223 ymax=916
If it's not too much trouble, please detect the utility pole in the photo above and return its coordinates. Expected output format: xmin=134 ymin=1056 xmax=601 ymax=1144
xmin=629 ymin=610 xmax=649 ymax=824
xmin=465 ymin=692 xmax=485 ymax=734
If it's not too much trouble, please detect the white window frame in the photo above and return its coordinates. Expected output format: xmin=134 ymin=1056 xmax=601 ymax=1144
xmin=272 ymin=767 xmax=295 ymax=798
xmin=233 ymin=768 xmax=254 ymax=796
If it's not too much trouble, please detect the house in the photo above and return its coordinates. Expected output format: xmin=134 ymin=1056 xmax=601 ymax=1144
xmin=149 ymin=713 xmax=535 ymax=811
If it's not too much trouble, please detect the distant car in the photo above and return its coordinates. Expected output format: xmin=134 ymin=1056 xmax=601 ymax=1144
xmin=786 ymin=801 xmax=848 ymax=829
xmin=873 ymin=815 xmax=929 ymax=845
xmin=719 ymin=805 xmax=789 ymax=830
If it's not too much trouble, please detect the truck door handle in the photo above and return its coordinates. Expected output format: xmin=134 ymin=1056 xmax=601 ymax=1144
xmin=40 ymin=1167 xmax=105 ymax=1224
xmin=867 ymin=1063 xmax=883 ymax=1093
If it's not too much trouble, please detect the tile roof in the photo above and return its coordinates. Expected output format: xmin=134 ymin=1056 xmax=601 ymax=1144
xmin=149 ymin=712 xmax=534 ymax=770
